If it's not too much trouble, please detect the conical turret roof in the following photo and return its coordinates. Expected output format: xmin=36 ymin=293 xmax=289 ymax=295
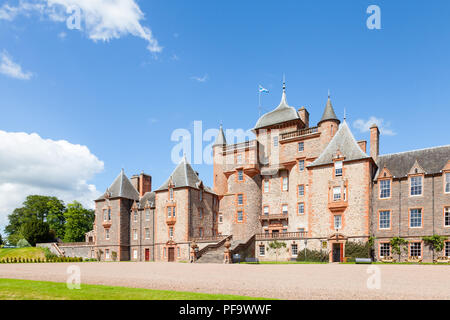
xmin=97 ymin=169 xmax=140 ymax=201
xmin=318 ymin=94 xmax=340 ymax=126
xmin=213 ymin=125 xmax=227 ymax=146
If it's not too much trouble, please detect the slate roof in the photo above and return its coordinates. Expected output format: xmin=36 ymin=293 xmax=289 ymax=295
xmin=374 ymin=145 xmax=450 ymax=180
xmin=97 ymin=169 xmax=140 ymax=201
xmin=309 ymin=120 xmax=369 ymax=167
xmin=156 ymin=156 xmax=215 ymax=193
xmin=254 ymin=85 xmax=300 ymax=130
xmin=213 ymin=125 xmax=227 ymax=146
xmin=139 ymin=191 xmax=155 ymax=209
xmin=318 ymin=96 xmax=340 ymax=126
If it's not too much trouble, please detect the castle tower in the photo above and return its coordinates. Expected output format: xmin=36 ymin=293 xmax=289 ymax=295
xmin=318 ymin=93 xmax=341 ymax=147
xmin=213 ymin=125 xmax=228 ymax=196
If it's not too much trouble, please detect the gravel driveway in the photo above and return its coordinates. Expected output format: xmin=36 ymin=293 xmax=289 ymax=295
xmin=1 ymin=262 xmax=449 ymax=300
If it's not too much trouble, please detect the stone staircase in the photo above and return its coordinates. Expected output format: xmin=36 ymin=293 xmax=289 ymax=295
xmin=196 ymin=250 xmax=224 ymax=264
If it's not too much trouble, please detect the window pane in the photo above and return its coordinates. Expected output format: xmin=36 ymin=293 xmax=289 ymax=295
xmin=335 ymin=161 xmax=343 ymax=176
xmin=298 ymin=185 xmax=304 ymax=196
xmin=264 ymin=180 xmax=269 ymax=192
xmin=410 ymin=176 xmax=423 ymax=196
xmin=299 ymin=160 xmax=305 ymax=172
xmin=380 ymin=180 xmax=391 ymax=198
xmin=273 ymin=136 xmax=278 ymax=147
xmin=446 ymin=242 xmax=450 ymax=257
xmin=333 ymin=187 xmax=341 ymax=201
xmin=282 ymin=177 xmax=288 ymax=191
xmin=334 ymin=215 xmax=342 ymax=229
xmin=410 ymin=209 xmax=422 ymax=228
xmin=446 ymin=173 xmax=450 ymax=193
xmin=379 ymin=211 xmax=391 ymax=229
xmin=298 ymin=203 xmax=304 ymax=215
xmin=445 ymin=208 xmax=450 ymax=227
xmin=410 ymin=243 xmax=421 ymax=257
xmin=298 ymin=142 xmax=304 ymax=152
xmin=282 ymin=205 xmax=288 ymax=214
xmin=380 ymin=243 xmax=390 ymax=257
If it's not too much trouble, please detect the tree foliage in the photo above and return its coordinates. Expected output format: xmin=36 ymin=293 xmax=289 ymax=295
xmin=63 ymin=201 xmax=95 ymax=242
xmin=5 ymin=195 xmax=66 ymax=245
xmin=423 ymin=235 xmax=447 ymax=254
xmin=20 ymin=218 xmax=53 ymax=246
xmin=267 ymin=240 xmax=287 ymax=262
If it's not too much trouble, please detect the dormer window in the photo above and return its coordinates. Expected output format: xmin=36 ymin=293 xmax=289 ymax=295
xmin=380 ymin=179 xmax=391 ymax=199
xmin=335 ymin=161 xmax=343 ymax=177
xmin=410 ymin=176 xmax=423 ymax=196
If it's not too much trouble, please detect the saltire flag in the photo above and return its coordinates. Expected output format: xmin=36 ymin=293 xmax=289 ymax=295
xmin=259 ymin=85 xmax=269 ymax=94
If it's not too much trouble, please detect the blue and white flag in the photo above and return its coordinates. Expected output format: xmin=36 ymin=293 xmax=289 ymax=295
xmin=259 ymin=85 xmax=269 ymax=94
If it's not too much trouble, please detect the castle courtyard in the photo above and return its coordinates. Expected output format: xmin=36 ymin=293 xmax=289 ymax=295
xmin=1 ymin=262 xmax=449 ymax=300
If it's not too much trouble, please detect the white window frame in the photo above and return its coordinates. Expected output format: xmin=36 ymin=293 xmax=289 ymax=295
xmin=380 ymin=243 xmax=391 ymax=258
xmin=282 ymin=205 xmax=288 ymax=215
xmin=298 ymin=203 xmax=304 ymax=215
xmin=282 ymin=177 xmax=288 ymax=191
xmin=105 ymin=228 xmax=110 ymax=240
xmin=334 ymin=215 xmax=342 ymax=230
xmin=145 ymin=228 xmax=150 ymax=239
xmin=410 ymin=242 xmax=422 ymax=258
xmin=379 ymin=211 xmax=391 ymax=230
xmin=333 ymin=187 xmax=342 ymax=201
xmin=259 ymin=245 xmax=265 ymax=256
xmin=146 ymin=209 xmax=150 ymax=221
xmin=237 ymin=210 xmax=244 ymax=222
xmin=298 ymin=160 xmax=305 ymax=172
xmin=133 ymin=229 xmax=138 ymax=240
xmin=445 ymin=173 xmax=450 ymax=193
xmin=298 ymin=142 xmax=304 ymax=152
xmin=445 ymin=207 xmax=450 ymax=227
xmin=273 ymin=136 xmax=279 ymax=147
xmin=133 ymin=249 xmax=138 ymax=260
xmin=105 ymin=249 xmax=110 ymax=260
xmin=298 ymin=185 xmax=304 ymax=197
xmin=410 ymin=176 xmax=423 ymax=196
xmin=263 ymin=206 xmax=269 ymax=215
xmin=380 ymin=179 xmax=391 ymax=199
xmin=291 ymin=244 xmax=298 ymax=256
xmin=335 ymin=161 xmax=343 ymax=177
xmin=409 ymin=209 xmax=422 ymax=228
xmin=264 ymin=180 xmax=269 ymax=193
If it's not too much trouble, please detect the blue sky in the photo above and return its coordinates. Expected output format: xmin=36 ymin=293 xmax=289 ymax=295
xmin=0 ymin=0 xmax=450 ymax=231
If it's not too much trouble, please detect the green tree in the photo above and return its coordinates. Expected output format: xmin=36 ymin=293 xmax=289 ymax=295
xmin=20 ymin=218 xmax=52 ymax=246
xmin=5 ymin=195 xmax=66 ymax=244
xmin=0 ymin=233 xmax=3 ymax=246
xmin=63 ymin=201 xmax=95 ymax=242
xmin=267 ymin=240 xmax=287 ymax=262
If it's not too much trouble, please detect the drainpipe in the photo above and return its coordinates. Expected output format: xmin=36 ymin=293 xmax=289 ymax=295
xmin=152 ymin=207 xmax=155 ymax=261
xmin=398 ymin=178 xmax=402 ymax=261
xmin=432 ymin=175 xmax=435 ymax=262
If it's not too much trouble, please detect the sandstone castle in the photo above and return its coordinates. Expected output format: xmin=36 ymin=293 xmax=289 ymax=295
xmin=77 ymin=82 xmax=450 ymax=263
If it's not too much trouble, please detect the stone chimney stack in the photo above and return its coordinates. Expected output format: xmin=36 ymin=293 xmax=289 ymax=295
xmin=370 ymin=124 xmax=380 ymax=160
xmin=139 ymin=172 xmax=152 ymax=197
xmin=298 ymin=107 xmax=309 ymax=128
xmin=131 ymin=172 xmax=152 ymax=197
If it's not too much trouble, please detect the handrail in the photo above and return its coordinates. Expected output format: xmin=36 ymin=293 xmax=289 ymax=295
xmin=230 ymin=235 xmax=255 ymax=256
xmin=255 ymin=232 xmax=307 ymax=240
xmin=196 ymin=235 xmax=232 ymax=259
xmin=280 ymin=127 xmax=319 ymax=140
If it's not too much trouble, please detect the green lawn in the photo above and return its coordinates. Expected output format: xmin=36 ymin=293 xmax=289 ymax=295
xmin=0 ymin=247 xmax=46 ymax=260
xmin=0 ymin=279 xmax=269 ymax=300
xmin=240 ymin=261 xmax=328 ymax=264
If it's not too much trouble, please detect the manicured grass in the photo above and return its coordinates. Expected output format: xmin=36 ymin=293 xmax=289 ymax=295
xmin=0 ymin=279 xmax=269 ymax=300
xmin=0 ymin=247 xmax=46 ymax=260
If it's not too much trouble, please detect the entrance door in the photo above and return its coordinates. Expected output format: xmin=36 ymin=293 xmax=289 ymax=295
xmin=145 ymin=249 xmax=150 ymax=262
xmin=168 ymin=247 xmax=175 ymax=262
xmin=332 ymin=243 xmax=342 ymax=262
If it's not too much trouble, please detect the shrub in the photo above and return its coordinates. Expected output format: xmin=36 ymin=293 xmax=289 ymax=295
xmin=16 ymin=239 xmax=31 ymax=248
xmin=345 ymin=241 xmax=371 ymax=259
xmin=296 ymin=249 xmax=329 ymax=262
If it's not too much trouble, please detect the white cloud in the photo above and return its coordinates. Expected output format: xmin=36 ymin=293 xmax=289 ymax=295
xmin=353 ymin=116 xmax=396 ymax=136
xmin=0 ymin=51 xmax=33 ymax=80
xmin=190 ymin=74 xmax=208 ymax=83
xmin=0 ymin=0 xmax=162 ymax=53
xmin=0 ymin=130 xmax=104 ymax=232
